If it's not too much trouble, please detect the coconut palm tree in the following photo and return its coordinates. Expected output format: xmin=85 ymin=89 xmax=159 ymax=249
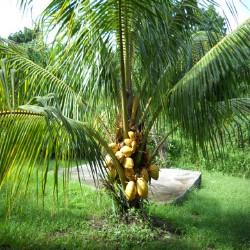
xmin=0 ymin=0 xmax=249 ymax=210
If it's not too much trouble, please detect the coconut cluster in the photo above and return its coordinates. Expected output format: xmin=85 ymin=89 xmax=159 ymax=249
xmin=105 ymin=130 xmax=160 ymax=201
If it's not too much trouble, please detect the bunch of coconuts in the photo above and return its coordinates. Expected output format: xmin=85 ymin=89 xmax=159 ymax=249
xmin=105 ymin=130 xmax=159 ymax=201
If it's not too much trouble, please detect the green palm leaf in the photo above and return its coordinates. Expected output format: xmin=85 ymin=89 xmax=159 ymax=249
xmin=0 ymin=39 xmax=86 ymax=119
xmin=0 ymin=105 xmax=105 ymax=197
xmin=168 ymin=19 xmax=250 ymax=151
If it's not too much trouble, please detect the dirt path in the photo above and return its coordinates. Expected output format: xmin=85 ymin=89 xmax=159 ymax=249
xmin=66 ymin=166 xmax=201 ymax=203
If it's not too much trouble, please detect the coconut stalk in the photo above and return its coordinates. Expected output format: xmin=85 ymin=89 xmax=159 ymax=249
xmin=118 ymin=0 xmax=129 ymax=139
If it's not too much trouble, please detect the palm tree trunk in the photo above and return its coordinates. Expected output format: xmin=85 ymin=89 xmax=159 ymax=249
xmin=118 ymin=0 xmax=129 ymax=138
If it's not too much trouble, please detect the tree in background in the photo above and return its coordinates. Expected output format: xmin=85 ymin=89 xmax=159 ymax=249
xmin=197 ymin=5 xmax=227 ymax=35
xmin=8 ymin=27 xmax=36 ymax=44
xmin=7 ymin=27 xmax=49 ymax=67
xmin=0 ymin=0 xmax=249 ymax=213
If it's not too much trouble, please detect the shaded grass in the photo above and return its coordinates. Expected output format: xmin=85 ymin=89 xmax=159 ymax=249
xmin=0 ymin=171 xmax=250 ymax=249
xmin=149 ymin=171 xmax=250 ymax=249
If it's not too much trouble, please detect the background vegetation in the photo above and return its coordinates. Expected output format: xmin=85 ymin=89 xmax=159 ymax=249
xmin=154 ymin=131 xmax=250 ymax=178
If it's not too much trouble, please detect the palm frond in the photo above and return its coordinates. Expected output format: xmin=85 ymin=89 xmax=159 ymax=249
xmin=0 ymin=104 xmax=106 ymax=198
xmin=0 ymin=39 xmax=86 ymax=119
xmin=168 ymin=19 xmax=250 ymax=152
xmin=0 ymin=58 xmax=28 ymax=110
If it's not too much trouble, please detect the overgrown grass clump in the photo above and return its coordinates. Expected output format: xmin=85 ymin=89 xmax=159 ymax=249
xmin=0 ymin=171 xmax=250 ymax=249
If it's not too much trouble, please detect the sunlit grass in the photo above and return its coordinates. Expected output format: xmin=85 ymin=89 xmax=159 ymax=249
xmin=0 ymin=170 xmax=249 ymax=249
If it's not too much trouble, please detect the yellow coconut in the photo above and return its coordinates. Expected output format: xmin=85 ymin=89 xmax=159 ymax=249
xmin=140 ymin=168 xmax=149 ymax=182
xmin=105 ymin=154 xmax=113 ymax=168
xmin=124 ymin=168 xmax=135 ymax=181
xmin=131 ymin=140 xmax=137 ymax=153
xmin=125 ymin=181 xmax=137 ymax=201
xmin=131 ymin=140 xmax=137 ymax=148
xmin=108 ymin=142 xmax=119 ymax=153
xmin=115 ymin=151 xmax=125 ymax=163
xmin=124 ymin=138 xmax=132 ymax=146
xmin=128 ymin=131 xmax=135 ymax=140
xmin=148 ymin=164 xmax=159 ymax=180
xmin=123 ymin=157 xmax=134 ymax=169
xmin=120 ymin=146 xmax=133 ymax=157
xmin=136 ymin=177 xmax=148 ymax=198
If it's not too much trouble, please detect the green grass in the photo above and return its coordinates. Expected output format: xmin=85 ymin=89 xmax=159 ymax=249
xmin=148 ymin=171 xmax=250 ymax=249
xmin=0 ymin=171 xmax=250 ymax=250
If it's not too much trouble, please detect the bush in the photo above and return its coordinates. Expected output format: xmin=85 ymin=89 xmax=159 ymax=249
xmin=165 ymin=136 xmax=250 ymax=178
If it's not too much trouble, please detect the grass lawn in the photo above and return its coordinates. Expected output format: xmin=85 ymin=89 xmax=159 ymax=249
xmin=0 ymin=170 xmax=249 ymax=250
